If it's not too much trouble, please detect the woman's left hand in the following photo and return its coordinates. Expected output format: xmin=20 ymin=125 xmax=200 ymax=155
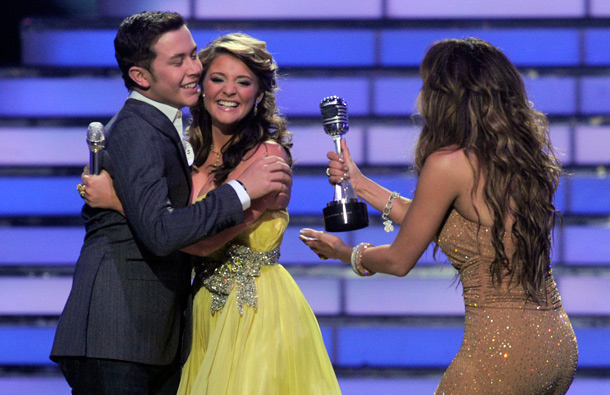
xmin=299 ymin=228 xmax=352 ymax=263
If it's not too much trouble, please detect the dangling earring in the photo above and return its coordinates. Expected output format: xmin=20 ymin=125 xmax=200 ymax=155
xmin=253 ymin=100 xmax=260 ymax=117
xmin=201 ymin=93 xmax=205 ymax=101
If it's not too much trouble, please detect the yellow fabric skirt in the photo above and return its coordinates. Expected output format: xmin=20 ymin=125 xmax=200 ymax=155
xmin=177 ymin=264 xmax=341 ymax=395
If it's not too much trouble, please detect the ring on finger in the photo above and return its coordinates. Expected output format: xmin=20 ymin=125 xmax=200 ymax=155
xmin=77 ymin=184 xmax=86 ymax=198
xmin=326 ymin=168 xmax=331 ymax=177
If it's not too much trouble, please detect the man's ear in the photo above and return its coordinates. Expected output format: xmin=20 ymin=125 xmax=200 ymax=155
xmin=128 ymin=66 xmax=151 ymax=89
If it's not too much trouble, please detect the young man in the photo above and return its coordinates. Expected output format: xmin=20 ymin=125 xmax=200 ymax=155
xmin=50 ymin=11 xmax=290 ymax=394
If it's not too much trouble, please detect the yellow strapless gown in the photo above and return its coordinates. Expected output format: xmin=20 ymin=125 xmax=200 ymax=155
xmin=178 ymin=210 xmax=341 ymax=394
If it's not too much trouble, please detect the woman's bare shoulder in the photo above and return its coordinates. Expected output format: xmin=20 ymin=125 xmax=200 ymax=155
xmin=244 ymin=141 xmax=289 ymax=163
xmin=425 ymin=147 xmax=471 ymax=172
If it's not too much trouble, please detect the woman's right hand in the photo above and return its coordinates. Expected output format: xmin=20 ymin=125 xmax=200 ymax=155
xmin=81 ymin=168 xmax=124 ymax=214
xmin=327 ymin=138 xmax=363 ymax=192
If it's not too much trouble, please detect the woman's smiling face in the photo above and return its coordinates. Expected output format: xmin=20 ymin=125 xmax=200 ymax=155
xmin=202 ymin=54 xmax=262 ymax=135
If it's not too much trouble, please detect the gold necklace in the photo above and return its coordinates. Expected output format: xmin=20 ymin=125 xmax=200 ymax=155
xmin=209 ymin=148 xmax=222 ymax=173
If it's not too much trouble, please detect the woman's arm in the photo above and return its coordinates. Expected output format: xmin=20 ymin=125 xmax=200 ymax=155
xmin=327 ymin=138 xmax=411 ymax=224
xmin=81 ymin=169 xmax=125 ymax=215
xmin=301 ymin=149 xmax=467 ymax=276
xmin=181 ymin=141 xmax=291 ymax=257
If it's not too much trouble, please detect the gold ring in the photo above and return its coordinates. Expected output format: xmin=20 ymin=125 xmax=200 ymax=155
xmin=77 ymin=184 xmax=86 ymax=198
xmin=326 ymin=168 xmax=331 ymax=177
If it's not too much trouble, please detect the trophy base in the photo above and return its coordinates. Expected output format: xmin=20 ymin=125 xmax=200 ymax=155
xmin=323 ymin=200 xmax=369 ymax=232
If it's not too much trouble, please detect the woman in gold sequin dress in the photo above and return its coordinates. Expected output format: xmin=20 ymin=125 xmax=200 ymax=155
xmin=300 ymin=37 xmax=578 ymax=394
xmin=86 ymin=33 xmax=340 ymax=394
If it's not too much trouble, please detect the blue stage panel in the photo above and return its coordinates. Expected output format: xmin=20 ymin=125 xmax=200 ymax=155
xmin=337 ymin=326 xmax=463 ymax=367
xmin=574 ymin=126 xmax=610 ymax=165
xmin=0 ymin=327 xmax=56 ymax=365
xmin=21 ymin=30 xmax=117 ymax=67
xmin=524 ymin=76 xmax=577 ymax=115
xmin=194 ymin=0 xmax=382 ymax=19
xmin=293 ymin=277 xmax=342 ymax=315
xmin=580 ymin=77 xmax=610 ymax=115
xmin=0 ymin=127 xmax=88 ymax=166
xmin=559 ymin=276 xmax=610 ymax=316
xmin=0 ymin=78 xmax=125 ymax=118
xmin=591 ymin=0 xmax=610 ymax=16
xmin=345 ymin=276 xmax=464 ymax=316
xmin=387 ymin=0 xmax=585 ymax=19
xmin=568 ymin=176 xmax=610 ymax=214
xmin=290 ymin=126 xmax=365 ymax=166
xmin=367 ymin=125 xmax=419 ymax=166
xmin=193 ymin=30 xmax=376 ymax=68
xmin=0 ymin=277 xmax=71 ymax=315
xmin=0 ymin=227 xmax=83 ymax=265
xmin=245 ymin=30 xmax=375 ymax=68
xmin=277 ymin=77 xmax=370 ymax=116
xmin=584 ymin=29 xmax=610 ymax=65
xmin=373 ymin=77 xmax=421 ymax=116
xmin=99 ymin=0 xmax=190 ymax=18
xmin=380 ymin=29 xmax=580 ymax=67
xmin=563 ymin=225 xmax=610 ymax=265
xmin=0 ymin=177 xmax=83 ymax=216
xmin=573 ymin=327 xmax=610 ymax=367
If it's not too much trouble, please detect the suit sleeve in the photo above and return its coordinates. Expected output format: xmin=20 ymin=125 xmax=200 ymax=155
xmin=106 ymin=115 xmax=245 ymax=257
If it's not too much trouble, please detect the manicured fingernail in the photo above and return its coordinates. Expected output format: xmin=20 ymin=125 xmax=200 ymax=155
xmin=299 ymin=229 xmax=307 ymax=235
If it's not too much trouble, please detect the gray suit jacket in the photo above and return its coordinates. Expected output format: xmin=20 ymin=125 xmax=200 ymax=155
xmin=51 ymin=99 xmax=244 ymax=365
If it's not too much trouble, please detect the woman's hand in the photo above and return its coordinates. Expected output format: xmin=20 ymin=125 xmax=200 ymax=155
xmin=327 ymin=138 xmax=363 ymax=192
xmin=81 ymin=168 xmax=124 ymax=214
xmin=298 ymin=228 xmax=353 ymax=263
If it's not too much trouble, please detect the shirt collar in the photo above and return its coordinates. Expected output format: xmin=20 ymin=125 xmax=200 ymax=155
xmin=128 ymin=90 xmax=184 ymax=137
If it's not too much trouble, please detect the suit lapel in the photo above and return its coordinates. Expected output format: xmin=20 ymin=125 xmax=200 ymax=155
xmin=124 ymin=99 xmax=193 ymax=192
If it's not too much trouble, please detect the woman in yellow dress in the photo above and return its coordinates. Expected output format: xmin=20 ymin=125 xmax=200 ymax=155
xmin=177 ymin=33 xmax=340 ymax=394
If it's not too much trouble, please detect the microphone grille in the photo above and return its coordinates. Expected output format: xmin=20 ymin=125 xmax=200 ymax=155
xmin=87 ymin=122 xmax=106 ymax=144
xmin=320 ymin=96 xmax=349 ymax=136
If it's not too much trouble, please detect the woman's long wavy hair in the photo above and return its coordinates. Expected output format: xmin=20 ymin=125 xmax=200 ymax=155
xmin=415 ymin=38 xmax=562 ymax=300
xmin=188 ymin=33 xmax=292 ymax=186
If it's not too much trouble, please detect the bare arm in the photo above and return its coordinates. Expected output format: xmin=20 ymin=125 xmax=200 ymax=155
xmin=81 ymin=168 xmax=124 ymax=215
xmin=182 ymin=142 xmax=292 ymax=257
xmin=301 ymin=149 xmax=466 ymax=276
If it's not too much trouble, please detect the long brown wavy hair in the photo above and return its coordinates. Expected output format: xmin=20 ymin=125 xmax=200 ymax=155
xmin=415 ymin=38 xmax=562 ymax=300
xmin=188 ymin=33 xmax=293 ymax=186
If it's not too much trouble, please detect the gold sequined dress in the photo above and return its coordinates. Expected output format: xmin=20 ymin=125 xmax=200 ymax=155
xmin=177 ymin=209 xmax=341 ymax=395
xmin=435 ymin=209 xmax=578 ymax=394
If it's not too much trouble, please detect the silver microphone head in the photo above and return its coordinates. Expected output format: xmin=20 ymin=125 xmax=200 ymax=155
xmin=320 ymin=96 xmax=349 ymax=137
xmin=87 ymin=122 xmax=106 ymax=153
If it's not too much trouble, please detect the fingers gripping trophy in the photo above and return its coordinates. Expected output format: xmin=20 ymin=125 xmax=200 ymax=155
xmin=320 ymin=96 xmax=368 ymax=232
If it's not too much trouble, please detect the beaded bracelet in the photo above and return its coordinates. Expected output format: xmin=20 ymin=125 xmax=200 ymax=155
xmin=350 ymin=242 xmax=375 ymax=276
xmin=381 ymin=192 xmax=400 ymax=232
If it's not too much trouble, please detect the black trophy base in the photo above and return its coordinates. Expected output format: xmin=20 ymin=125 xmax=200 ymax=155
xmin=323 ymin=199 xmax=368 ymax=232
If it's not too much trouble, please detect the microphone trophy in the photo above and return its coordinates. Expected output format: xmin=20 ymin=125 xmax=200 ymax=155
xmin=320 ymin=96 xmax=368 ymax=232
xmin=87 ymin=122 xmax=106 ymax=175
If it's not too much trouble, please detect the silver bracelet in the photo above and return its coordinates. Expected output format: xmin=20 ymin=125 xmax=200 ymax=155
xmin=381 ymin=192 xmax=400 ymax=232
xmin=350 ymin=242 xmax=374 ymax=276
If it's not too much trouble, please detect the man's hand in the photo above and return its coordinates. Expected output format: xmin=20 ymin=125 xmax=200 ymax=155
xmin=237 ymin=155 xmax=292 ymax=200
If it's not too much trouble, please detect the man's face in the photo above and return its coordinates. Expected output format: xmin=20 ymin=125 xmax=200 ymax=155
xmin=142 ymin=25 xmax=203 ymax=109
